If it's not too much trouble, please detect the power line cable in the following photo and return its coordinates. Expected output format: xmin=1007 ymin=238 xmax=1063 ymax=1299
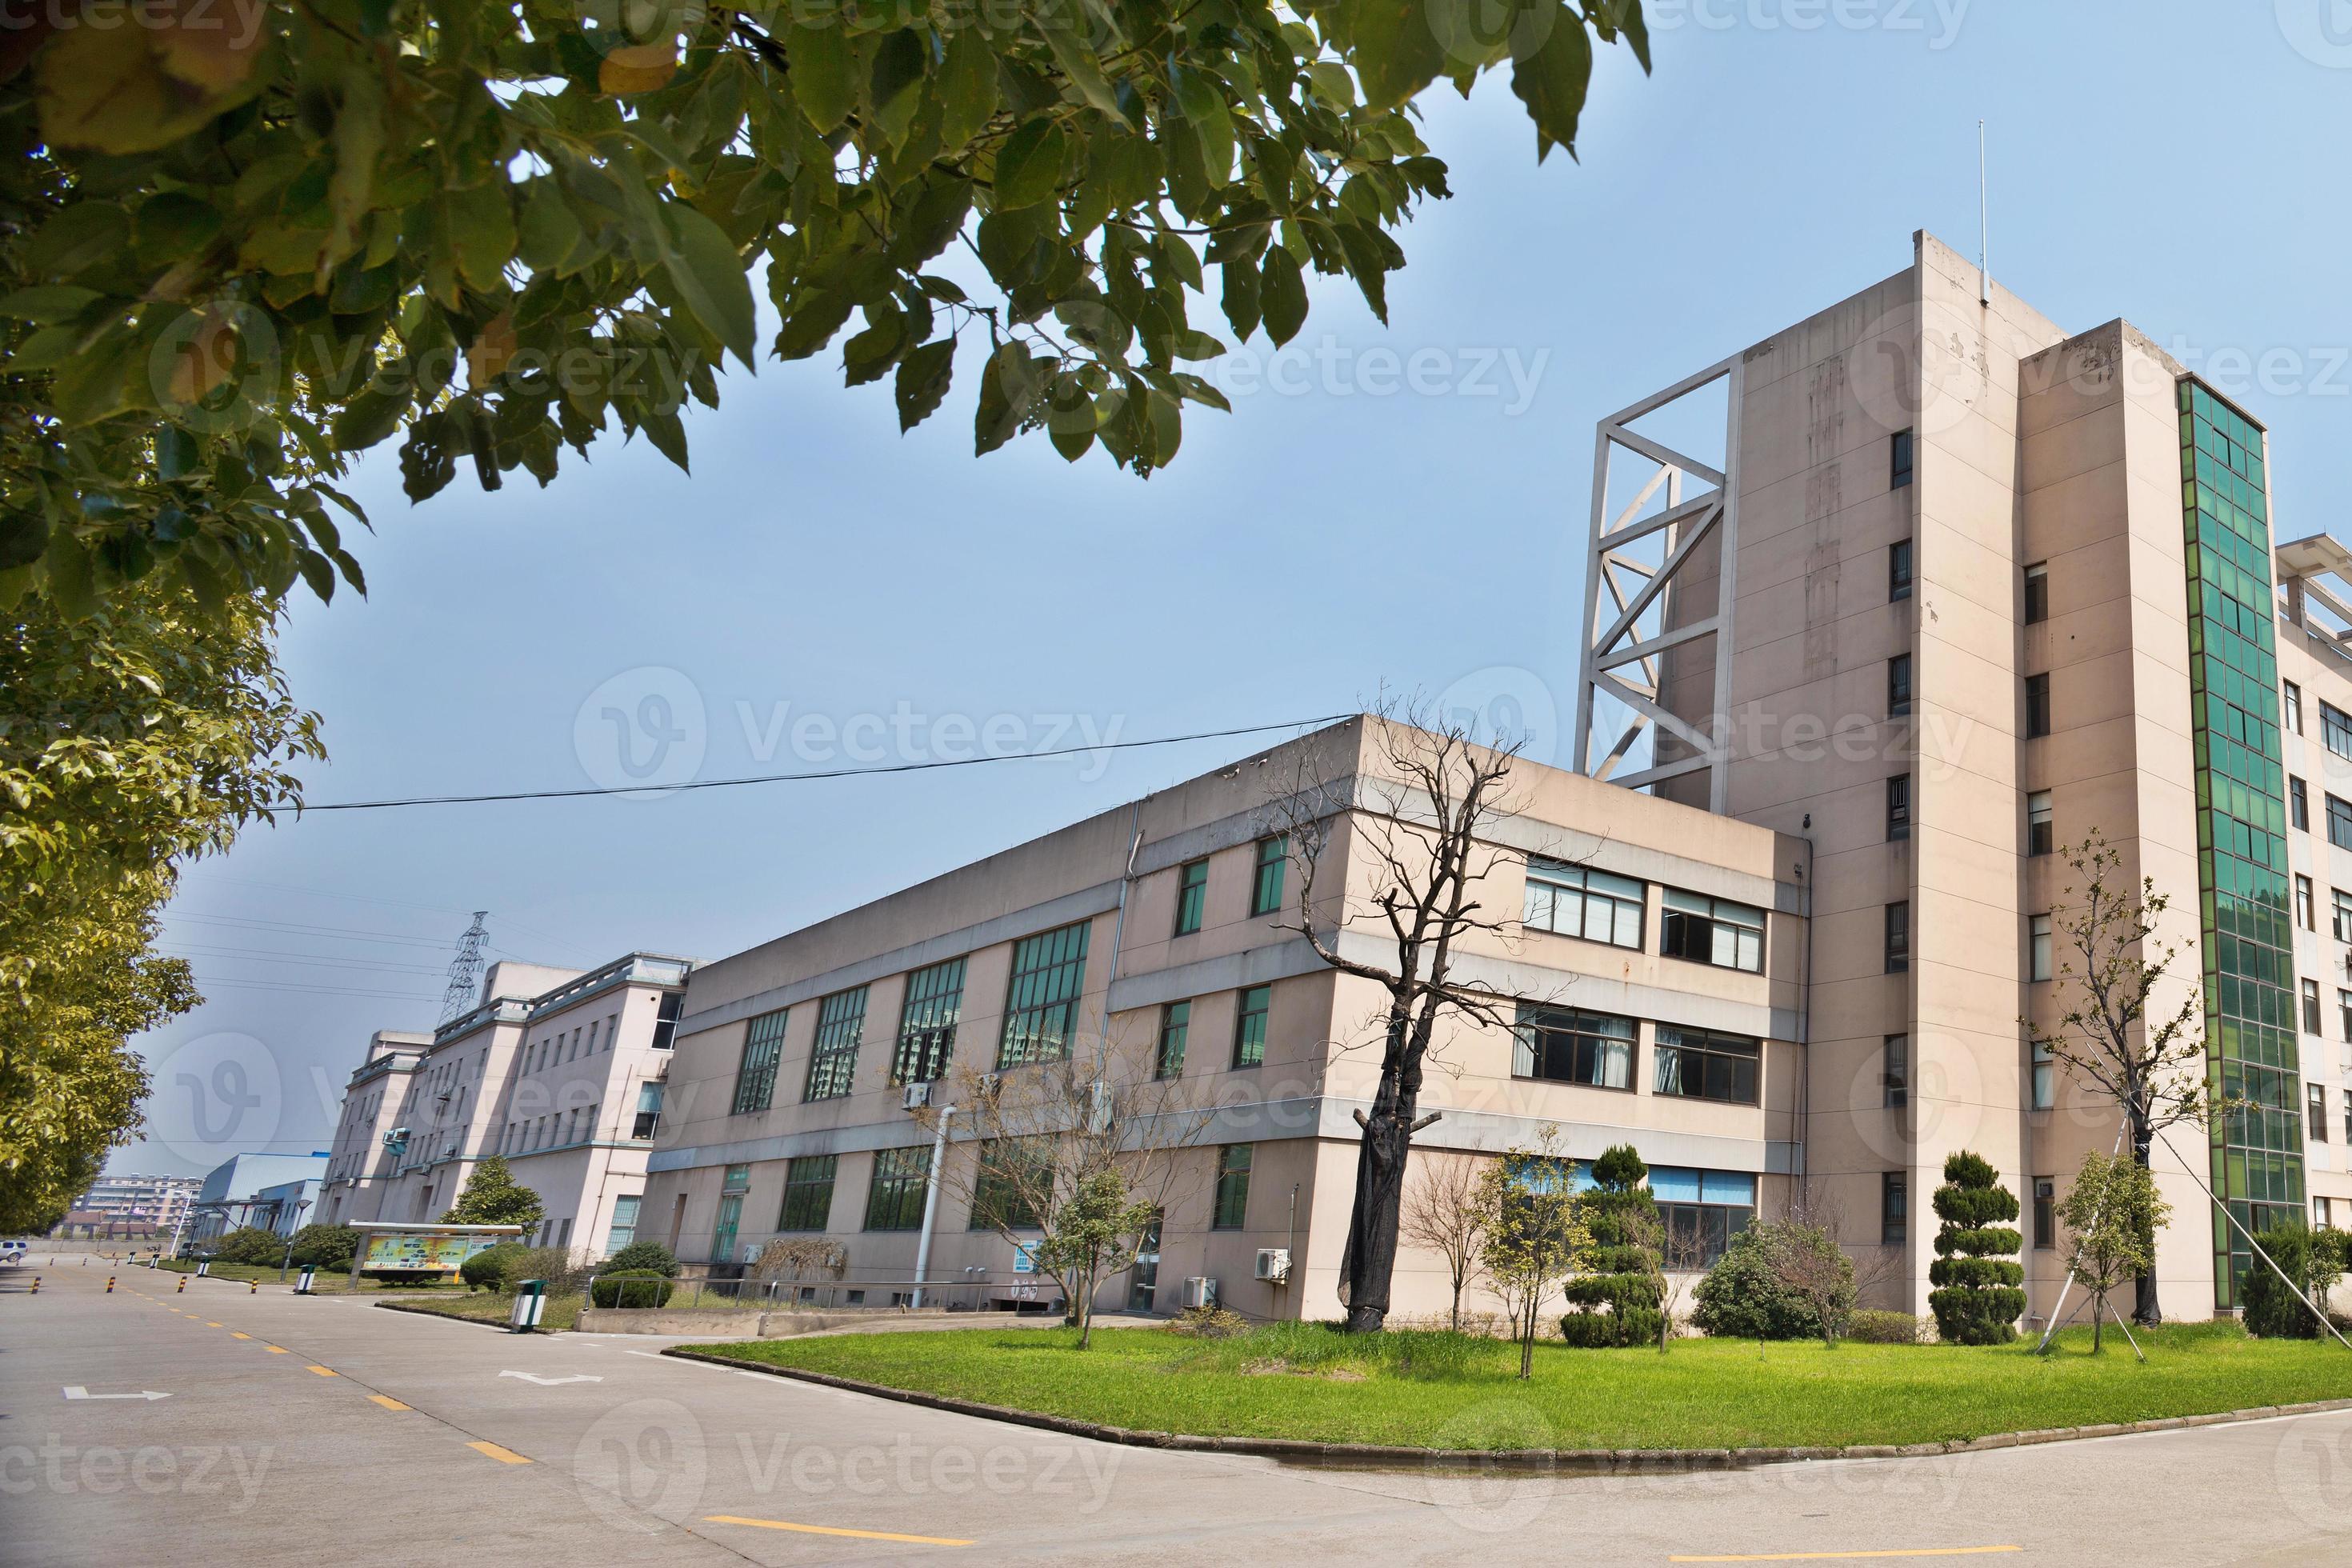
xmin=297 ymin=713 xmax=1354 ymax=812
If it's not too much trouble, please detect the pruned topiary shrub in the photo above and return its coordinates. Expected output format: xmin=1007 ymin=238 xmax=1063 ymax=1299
xmin=1558 ymin=1144 xmax=1665 ymax=1348
xmin=1692 ymin=1226 xmax=1842 ymax=1341
xmin=459 ymin=1242 xmax=527 ymax=1292
xmin=589 ymin=1270 xmax=676 ymax=1309
xmin=1927 ymin=1151 xmax=2025 ymax=1345
xmin=2241 ymin=1223 xmax=2344 ymax=1339
xmin=604 ymin=1240 xmax=682 ymax=1278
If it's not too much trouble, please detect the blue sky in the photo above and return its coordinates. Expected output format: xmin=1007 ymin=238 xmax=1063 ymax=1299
xmin=120 ymin=2 xmax=2352 ymax=1175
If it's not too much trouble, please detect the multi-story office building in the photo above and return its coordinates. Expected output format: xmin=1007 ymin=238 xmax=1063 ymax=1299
xmin=641 ymin=717 xmax=1806 ymax=1321
xmin=71 ymin=1174 xmax=201 ymax=1234
xmin=322 ymin=953 xmax=694 ymax=1258
xmin=1571 ymin=229 xmax=2352 ymax=1318
xmin=185 ymin=1152 xmax=330 ymax=1246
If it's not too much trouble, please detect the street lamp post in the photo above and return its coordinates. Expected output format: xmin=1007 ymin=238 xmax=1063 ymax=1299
xmin=910 ymin=1105 xmax=955 ymax=1310
xmin=278 ymin=1198 xmax=313 ymax=1281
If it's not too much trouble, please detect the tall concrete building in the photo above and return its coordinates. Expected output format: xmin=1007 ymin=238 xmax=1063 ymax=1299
xmin=1572 ymin=230 xmax=2352 ymax=1318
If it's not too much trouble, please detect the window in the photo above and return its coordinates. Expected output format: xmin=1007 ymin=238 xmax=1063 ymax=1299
xmin=712 ymin=1164 xmax=748 ymax=1262
xmin=803 ymin=986 xmax=868 ymax=1102
xmin=892 ymin=957 xmax=965 ymax=1085
xmin=1882 ymin=1172 xmax=1908 ymax=1246
xmin=1522 ymin=858 xmax=1645 ymax=948
xmin=2303 ymin=978 xmax=2322 ymax=1037
xmin=2321 ymin=1196 xmax=2336 ymax=1229
xmin=1889 ymin=538 xmax=1914 ymax=602
xmin=2030 ymin=1037 xmax=2054 ymax=1110
xmin=1213 ymin=1145 xmax=1253 ymax=1229
xmin=2026 ymin=791 xmax=2053 ymax=856
xmin=1890 ymin=426 xmax=1914 ymax=489
xmin=631 ymin=1082 xmax=662 ymax=1140
xmin=970 ymin=1140 xmax=1046 ymax=1230
xmin=1155 ymin=1001 xmax=1190 ymax=1078
xmin=1885 ymin=902 xmax=1910 ymax=973
xmin=2292 ymin=777 xmax=2310 ymax=832
xmin=1173 ymin=858 xmax=1208 ymax=936
xmin=557 ymin=1217 xmax=572 ymax=1248
xmin=2285 ymin=681 xmax=2304 ymax=734
xmin=1514 ymin=1005 xmax=1635 ymax=1090
xmin=2031 ymin=1178 xmax=2054 ymax=1250
xmin=2310 ymin=1083 xmax=2330 ymax=1142
xmin=1249 ymin=836 xmax=1287 ymax=917
xmin=1653 ymin=1026 xmax=1761 ymax=1105
xmin=2333 ymin=794 xmax=2352 ymax=854
xmin=1651 ymin=1167 xmax=1757 ymax=1269
xmin=1888 ymin=654 xmax=1913 ymax=718
xmin=2023 ymin=562 xmax=2049 ymax=625
xmin=2025 ymin=672 xmax=2050 ymax=738
xmin=2340 ymin=988 xmax=2351 ymax=1045
xmin=997 ymin=921 xmax=1091 ymax=1067
xmin=1882 ymin=1034 xmax=1909 ymax=1109
xmin=1231 ymin=983 xmax=1270 ymax=1068
xmin=2298 ymin=875 xmax=2315 ymax=932
xmin=863 ymin=1146 xmax=931 ymax=1231
xmin=1660 ymin=890 xmax=1765 ymax=972
xmin=777 ymin=1154 xmax=837 ymax=1232
xmin=2326 ymin=701 xmax=2352 ymax=760
xmin=733 ymin=1009 xmax=786 ymax=1114
xmin=650 ymin=991 xmax=683 ymax=1050
xmin=1886 ymin=774 xmax=1911 ymax=841
xmin=2030 ymin=914 xmax=2053 ymax=982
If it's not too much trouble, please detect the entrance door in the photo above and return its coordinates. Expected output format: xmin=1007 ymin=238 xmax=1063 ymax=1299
xmin=1127 ymin=1212 xmax=1162 ymax=1312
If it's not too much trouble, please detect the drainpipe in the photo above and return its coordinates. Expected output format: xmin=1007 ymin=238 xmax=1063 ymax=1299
xmin=910 ymin=1105 xmax=956 ymax=1309
xmin=1790 ymin=822 xmax=1816 ymax=1216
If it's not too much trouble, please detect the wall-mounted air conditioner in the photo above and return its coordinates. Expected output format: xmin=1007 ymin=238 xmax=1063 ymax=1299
xmin=382 ymin=1127 xmax=410 ymax=1151
xmin=1254 ymin=1248 xmax=1291 ymax=1283
xmin=1181 ymin=1276 xmax=1218 ymax=1309
xmin=902 ymin=1081 xmax=931 ymax=1111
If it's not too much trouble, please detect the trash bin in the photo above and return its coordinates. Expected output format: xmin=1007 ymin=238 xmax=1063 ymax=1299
xmin=295 ymin=1266 xmax=318 ymax=1294
xmin=510 ymin=1279 xmax=546 ymax=1332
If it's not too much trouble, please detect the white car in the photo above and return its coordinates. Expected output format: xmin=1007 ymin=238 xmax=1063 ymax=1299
xmin=0 ymin=1241 xmax=26 ymax=1266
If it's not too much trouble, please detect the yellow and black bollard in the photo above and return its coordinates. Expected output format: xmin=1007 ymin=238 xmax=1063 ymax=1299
xmin=106 ymin=1276 xmax=115 ymax=1294
xmin=175 ymin=1274 xmax=186 ymax=1293
xmin=249 ymin=1279 xmax=258 ymax=1294
xmin=28 ymin=1276 xmax=38 ymax=1294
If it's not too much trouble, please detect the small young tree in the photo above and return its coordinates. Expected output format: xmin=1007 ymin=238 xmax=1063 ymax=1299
xmin=1927 ymin=1152 xmax=2026 ymax=1345
xmin=441 ymin=1154 xmax=545 ymax=1230
xmin=2239 ymin=1223 xmax=2345 ymax=1340
xmin=1398 ymin=1153 xmax=1490 ymax=1331
xmin=1558 ymin=1144 xmax=1664 ymax=1348
xmin=1760 ymin=1219 xmax=1861 ymax=1349
xmin=2026 ymin=834 xmax=2210 ymax=1325
xmin=1476 ymin=1130 xmax=1590 ymax=1379
xmin=2054 ymin=1150 xmax=2168 ymax=1352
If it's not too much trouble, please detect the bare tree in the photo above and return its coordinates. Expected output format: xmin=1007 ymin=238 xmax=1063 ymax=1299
xmin=922 ymin=1050 xmax=1200 ymax=1348
xmin=1269 ymin=705 xmax=1526 ymax=1334
xmin=1766 ymin=1185 xmax=1908 ymax=1347
xmin=1398 ymin=1151 xmax=1490 ymax=1330
xmin=2025 ymin=833 xmax=2210 ymax=1325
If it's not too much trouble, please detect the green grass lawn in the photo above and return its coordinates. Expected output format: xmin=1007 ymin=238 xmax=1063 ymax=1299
xmin=144 ymin=1258 xmax=461 ymax=1294
xmin=685 ymin=1322 xmax=2352 ymax=1450
xmin=379 ymin=1290 xmax=586 ymax=1332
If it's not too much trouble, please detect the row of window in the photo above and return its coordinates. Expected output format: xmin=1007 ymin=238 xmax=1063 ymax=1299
xmin=1171 ymin=836 xmax=1288 ymax=935
xmin=1153 ymin=982 xmax=1271 ymax=1078
xmin=1510 ymin=1005 xmax=1764 ymax=1106
xmin=1522 ymin=858 xmax=1768 ymax=973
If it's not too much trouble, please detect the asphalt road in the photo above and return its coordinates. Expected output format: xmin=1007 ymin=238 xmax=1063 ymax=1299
xmin=7 ymin=1262 xmax=2352 ymax=1566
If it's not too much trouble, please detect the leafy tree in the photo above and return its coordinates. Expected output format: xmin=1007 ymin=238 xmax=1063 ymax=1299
xmin=0 ymin=586 xmax=315 ymax=1232
xmin=1691 ymin=1226 xmax=1827 ymax=1342
xmin=1758 ymin=1214 xmax=1860 ymax=1349
xmin=1476 ymin=1129 xmax=1588 ymax=1379
xmin=1926 ymin=1151 xmax=2025 ymax=1346
xmin=440 ymin=1154 xmax=545 ymax=1229
xmin=286 ymin=1222 xmax=361 ymax=1269
xmin=1558 ymin=1142 xmax=1663 ymax=1349
xmin=1 ymin=0 xmax=1654 ymax=615
xmin=210 ymin=1224 xmax=284 ymax=1264
xmin=1398 ymin=1151 xmax=1488 ymax=1331
xmin=2026 ymin=834 xmax=2211 ymax=1325
xmin=2054 ymin=1149 xmax=2167 ymax=1354
xmin=2238 ymin=1222 xmax=2343 ymax=1341
xmin=605 ymin=1238 xmax=682 ymax=1277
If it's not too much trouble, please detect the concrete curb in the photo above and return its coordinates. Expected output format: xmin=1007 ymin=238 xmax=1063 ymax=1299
xmin=375 ymin=1300 xmax=546 ymax=1333
xmin=658 ymin=1347 xmax=2352 ymax=1472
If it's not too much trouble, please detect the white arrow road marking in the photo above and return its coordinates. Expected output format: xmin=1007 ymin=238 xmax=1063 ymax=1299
xmin=63 ymin=1386 xmax=171 ymax=1401
xmin=498 ymin=1371 xmax=602 ymax=1386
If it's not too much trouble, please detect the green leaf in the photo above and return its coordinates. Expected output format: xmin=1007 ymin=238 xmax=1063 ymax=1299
xmin=35 ymin=25 xmax=232 ymax=155
xmin=442 ymin=184 xmax=518 ymax=294
xmin=1509 ymin=4 xmax=1595 ymax=162
xmin=662 ymin=203 xmax=758 ymax=370
xmin=868 ymin=29 xmax=928 ymax=147
xmin=1221 ymin=260 xmax=1262 ymax=342
xmin=789 ymin=21 xmax=856 ymax=132
xmin=1259 ymin=246 xmax=1307 ymax=348
xmin=24 ymin=206 xmax=131 ymax=282
xmin=1334 ymin=0 xmax=1450 ymax=112
xmin=1334 ymin=221 xmax=1392 ymax=323
xmin=1169 ymin=66 xmax=1234 ymax=186
xmin=1040 ymin=16 xmax=1126 ymax=122
xmin=641 ymin=406 xmax=690 ymax=471
xmin=937 ymin=23 xmax=999 ymax=147
xmin=894 ymin=338 xmax=956 ymax=432
xmin=518 ymin=180 xmax=587 ymax=273
xmin=994 ymin=118 xmax=1070 ymax=211
xmin=0 ymin=286 xmax=102 ymax=324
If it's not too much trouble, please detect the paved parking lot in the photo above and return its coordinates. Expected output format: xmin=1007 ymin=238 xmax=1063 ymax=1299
xmin=8 ymin=1262 xmax=2352 ymax=1565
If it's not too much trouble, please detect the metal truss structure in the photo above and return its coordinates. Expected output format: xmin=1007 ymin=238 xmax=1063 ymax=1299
xmin=1571 ymin=356 xmax=1744 ymax=813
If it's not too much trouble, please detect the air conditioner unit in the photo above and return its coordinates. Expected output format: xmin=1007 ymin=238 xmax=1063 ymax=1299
xmin=1254 ymin=1248 xmax=1291 ymax=1283
xmin=1181 ymin=1276 xmax=1218 ymax=1309
xmin=382 ymin=1127 xmax=410 ymax=1151
xmin=901 ymin=1081 xmax=931 ymax=1111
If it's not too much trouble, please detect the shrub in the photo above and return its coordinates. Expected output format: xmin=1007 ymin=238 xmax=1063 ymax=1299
xmin=460 ymin=1242 xmax=528 ymax=1292
xmin=1558 ymin=1144 xmax=1665 ymax=1349
xmin=604 ymin=1240 xmax=682 ymax=1278
xmin=209 ymin=1226 xmax=283 ymax=1266
xmin=589 ymin=1270 xmax=676 ymax=1308
xmin=1927 ymin=1151 xmax=2026 ymax=1345
xmin=285 ymin=1224 xmax=360 ymax=1270
xmin=1846 ymin=1310 xmax=1924 ymax=1345
xmin=506 ymin=1245 xmax=591 ymax=1294
xmin=2241 ymin=1223 xmax=2344 ymax=1339
xmin=1693 ymin=1225 xmax=1850 ymax=1341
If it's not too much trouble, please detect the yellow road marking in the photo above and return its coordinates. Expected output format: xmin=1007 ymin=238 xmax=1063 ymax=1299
xmin=306 ymin=1366 xmax=337 ymax=1378
xmin=1670 ymin=1550 xmax=2023 ymax=1564
xmin=468 ymin=1442 xmax=531 ymax=1465
xmin=204 ymin=1322 xmax=222 ymax=1328
xmin=264 ymin=1346 xmax=288 ymax=1354
xmin=703 ymin=1515 xmax=974 ymax=1547
xmin=368 ymin=1394 xmax=410 ymax=1411
xmin=230 ymin=1332 xmax=252 ymax=1340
